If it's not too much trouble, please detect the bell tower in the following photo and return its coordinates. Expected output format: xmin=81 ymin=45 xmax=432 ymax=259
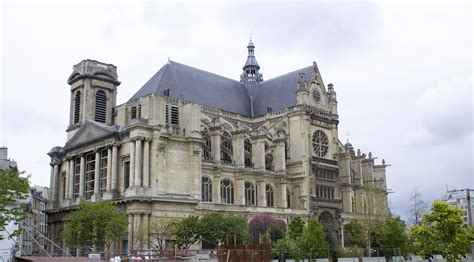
xmin=66 ymin=59 xmax=120 ymax=138
xmin=240 ymin=39 xmax=263 ymax=83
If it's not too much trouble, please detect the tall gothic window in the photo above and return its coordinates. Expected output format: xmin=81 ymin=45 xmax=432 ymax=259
xmin=95 ymin=90 xmax=107 ymax=123
xmin=244 ymin=181 xmax=255 ymax=206
xmin=265 ymin=154 xmax=273 ymax=171
xmin=202 ymin=129 xmax=211 ymax=162
xmin=84 ymin=152 xmax=95 ymax=199
xmin=266 ymin=184 xmax=274 ymax=207
xmin=99 ymin=149 xmax=108 ymax=195
xmin=220 ymin=179 xmax=234 ymax=204
xmin=201 ymin=177 xmax=212 ymax=202
xmin=220 ymin=131 xmax=233 ymax=165
xmin=74 ymin=91 xmax=81 ymax=124
xmin=73 ymin=156 xmax=80 ymax=199
xmin=244 ymin=138 xmax=252 ymax=168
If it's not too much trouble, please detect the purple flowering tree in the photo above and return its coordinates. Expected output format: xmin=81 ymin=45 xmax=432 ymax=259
xmin=249 ymin=215 xmax=286 ymax=243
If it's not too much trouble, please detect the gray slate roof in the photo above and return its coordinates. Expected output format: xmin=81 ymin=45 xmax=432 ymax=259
xmin=129 ymin=60 xmax=313 ymax=117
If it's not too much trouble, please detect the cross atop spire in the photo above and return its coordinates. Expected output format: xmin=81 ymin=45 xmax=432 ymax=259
xmin=240 ymin=38 xmax=263 ymax=83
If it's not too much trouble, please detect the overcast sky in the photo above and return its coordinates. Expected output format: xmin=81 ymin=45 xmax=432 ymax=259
xmin=1 ymin=0 xmax=472 ymax=221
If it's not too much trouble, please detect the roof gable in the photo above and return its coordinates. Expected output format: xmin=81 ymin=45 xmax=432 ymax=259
xmin=63 ymin=121 xmax=121 ymax=150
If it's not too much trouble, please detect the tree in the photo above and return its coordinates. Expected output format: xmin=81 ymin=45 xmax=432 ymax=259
xmin=199 ymin=213 xmax=249 ymax=247
xmin=249 ymin=215 xmax=286 ymax=243
xmin=298 ymin=219 xmax=328 ymax=258
xmin=409 ymin=188 xmax=428 ymax=225
xmin=176 ymin=216 xmax=200 ymax=249
xmin=375 ymin=216 xmax=408 ymax=256
xmin=0 ymin=168 xmax=30 ymax=240
xmin=344 ymin=221 xmax=366 ymax=248
xmin=410 ymin=200 xmax=474 ymax=261
xmin=288 ymin=217 xmax=305 ymax=240
xmin=274 ymin=237 xmax=302 ymax=261
xmin=63 ymin=201 xmax=127 ymax=251
xmin=149 ymin=217 xmax=179 ymax=251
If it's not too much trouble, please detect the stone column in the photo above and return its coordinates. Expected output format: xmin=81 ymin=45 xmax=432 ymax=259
xmin=128 ymin=214 xmax=134 ymax=252
xmin=129 ymin=140 xmax=135 ymax=188
xmin=142 ymin=214 xmax=149 ymax=249
xmin=106 ymin=147 xmax=112 ymax=192
xmin=235 ymin=178 xmax=245 ymax=205
xmin=134 ymin=138 xmax=142 ymax=187
xmin=68 ymin=159 xmax=74 ymax=199
xmin=212 ymin=177 xmax=220 ymax=203
xmin=79 ymin=155 xmax=85 ymax=198
xmin=341 ymin=225 xmax=345 ymax=248
xmin=280 ymin=183 xmax=288 ymax=208
xmin=111 ymin=144 xmax=118 ymax=191
xmin=257 ymin=180 xmax=266 ymax=207
xmin=252 ymin=136 xmax=265 ymax=171
xmin=52 ymin=163 xmax=59 ymax=202
xmin=64 ymin=161 xmax=69 ymax=200
xmin=273 ymin=139 xmax=287 ymax=172
xmin=133 ymin=213 xmax=142 ymax=249
xmin=143 ymin=139 xmax=150 ymax=187
xmin=49 ymin=164 xmax=54 ymax=200
xmin=210 ymin=127 xmax=221 ymax=163
xmin=94 ymin=151 xmax=101 ymax=198
xmin=232 ymin=132 xmax=245 ymax=168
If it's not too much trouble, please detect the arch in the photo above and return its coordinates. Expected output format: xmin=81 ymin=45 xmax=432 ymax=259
xmin=244 ymin=138 xmax=252 ymax=168
xmin=201 ymin=177 xmax=212 ymax=202
xmin=94 ymin=90 xmax=107 ymax=123
xmin=220 ymin=178 xmax=234 ymax=204
xmin=74 ymin=90 xmax=81 ymax=124
xmin=266 ymin=184 xmax=274 ymax=207
xmin=318 ymin=211 xmax=338 ymax=246
xmin=244 ymin=181 xmax=255 ymax=206
xmin=220 ymin=131 xmax=233 ymax=164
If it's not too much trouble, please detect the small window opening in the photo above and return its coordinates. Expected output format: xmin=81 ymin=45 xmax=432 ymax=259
xmin=267 ymin=107 xmax=272 ymax=113
xmin=131 ymin=106 xmax=137 ymax=120
xmin=163 ymin=89 xmax=170 ymax=97
xmin=170 ymin=105 xmax=179 ymax=126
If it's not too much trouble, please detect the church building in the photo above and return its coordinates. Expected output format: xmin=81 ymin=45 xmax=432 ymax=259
xmin=46 ymin=40 xmax=390 ymax=252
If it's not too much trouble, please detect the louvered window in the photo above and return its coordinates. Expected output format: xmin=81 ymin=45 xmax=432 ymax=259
xmin=131 ymin=106 xmax=137 ymax=120
xmin=165 ymin=105 xmax=169 ymax=124
xmin=74 ymin=91 xmax=81 ymax=124
xmin=94 ymin=90 xmax=107 ymax=123
xmin=170 ymin=105 xmax=179 ymax=125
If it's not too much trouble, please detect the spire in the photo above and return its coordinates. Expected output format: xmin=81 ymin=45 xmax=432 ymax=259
xmin=240 ymin=38 xmax=263 ymax=83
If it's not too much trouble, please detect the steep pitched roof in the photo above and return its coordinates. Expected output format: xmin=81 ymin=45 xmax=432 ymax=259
xmin=128 ymin=60 xmax=314 ymax=117
xmin=128 ymin=61 xmax=251 ymax=116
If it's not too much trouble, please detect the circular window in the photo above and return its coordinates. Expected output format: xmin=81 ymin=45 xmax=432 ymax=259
xmin=312 ymin=89 xmax=321 ymax=103
xmin=312 ymin=130 xmax=329 ymax=157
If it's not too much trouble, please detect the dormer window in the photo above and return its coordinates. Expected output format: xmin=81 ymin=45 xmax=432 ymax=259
xmin=163 ymin=89 xmax=170 ymax=97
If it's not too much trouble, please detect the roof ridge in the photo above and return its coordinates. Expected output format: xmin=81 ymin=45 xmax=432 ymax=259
xmin=169 ymin=60 xmax=243 ymax=84
xmin=262 ymin=65 xmax=312 ymax=83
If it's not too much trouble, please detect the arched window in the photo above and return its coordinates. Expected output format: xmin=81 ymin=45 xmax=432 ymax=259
xmin=265 ymin=154 xmax=273 ymax=171
xmin=221 ymin=131 xmax=233 ymax=164
xmin=74 ymin=91 xmax=81 ymax=124
xmin=94 ymin=90 xmax=107 ymax=123
xmin=244 ymin=138 xmax=252 ymax=168
xmin=220 ymin=179 xmax=234 ymax=204
xmin=266 ymin=184 xmax=274 ymax=207
xmin=201 ymin=177 xmax=212 ymax=202
xmin=244 ymin=181 xmax=255 ymax=205
xmin=202 ymin=129 xmax=211 ymax=162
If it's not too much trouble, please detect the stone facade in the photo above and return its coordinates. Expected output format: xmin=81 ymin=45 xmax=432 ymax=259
xmin=46 ymin=42 xmax=390 ymax=252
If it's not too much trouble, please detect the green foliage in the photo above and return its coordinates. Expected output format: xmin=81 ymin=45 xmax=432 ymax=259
xmin=344 ymin=221 xmax=366 ymax=248
xmin=376 ymin=216 xmax=408 ymax=256
xmin=176 ymin=216 xmax=200 ymax=249
xmin=63 ymin=201 xmax=127 ymax=250
xmin=288 ymin=217 xmax=305 ymax=240
xmin=199 ymin=213 xmax=249 ymax=247
xmin=410 ymin=200 xmax=474 ymax=261
xmin=0 ymin=168 xmax=30 ymax=240
xmin=298 ymin=219 xmax=329 ymax=258
xmin=274 ymin=237 xmax=302 ymax=260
